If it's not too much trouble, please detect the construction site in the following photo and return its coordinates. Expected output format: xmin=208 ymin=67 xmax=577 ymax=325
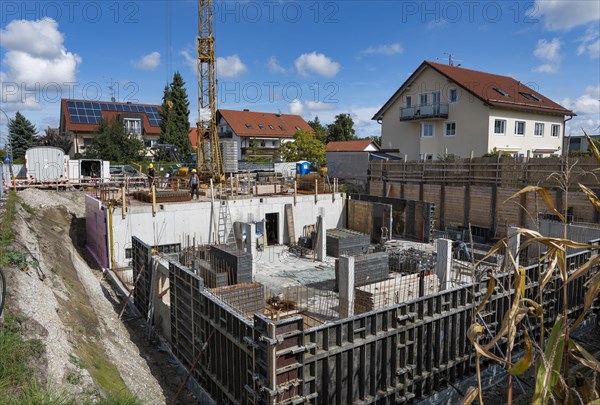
xmin=74 ymin=154 xmax=595 ymax=404
xmin=1 ymin=1 xmax=599 ymax=405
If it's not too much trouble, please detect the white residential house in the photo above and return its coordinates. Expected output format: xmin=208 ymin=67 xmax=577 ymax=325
xmin=372 ymin=61 xmax=575 ymax=160
xmin=216 ymin=109 xmax=313 ymax=161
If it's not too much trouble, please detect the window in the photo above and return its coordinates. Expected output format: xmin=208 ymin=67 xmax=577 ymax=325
xmin=445 ymin=122 xmax=456 ymax=136
xmin=295 ymin=126 xmax=301 ymax=131
xmin=493 ymin=88 xmax=509 ymax=97
xmin=534 ymin=122 xmax=544 ymax=137
xmin=519 ymin=92 xmax=541 ymax=102
xmin=421 ymin=123 xmax=434 ymax=137
xmin=551 ymin=124 xmax=560 ymax=138
xmin=425 ymin=153 xmax=434 ymax=161
xmin=494 ymin=119 xmax=506 ymax=135
xmin=419 ymin=93 xmax=428 ymax=106
xmin=124 ymin=118 xmax=142 ymax=136
xmin=515 ymin=121 xmax=525 ymax=136
xmin=406 ymin=96 xmax=412 ymax=108
xmin=279 ymin=125 xmax=285 ymax=131
xmin=268 ymin=125 xmax=274 ymax=130
xmin=260 ymin=141 xmax=266 ymax=147
xmin=448 ymin=88 xmax=457 ymax=103
xmin=258 ymin=124 xmax=265 ymax=129
xmin=245 ymin=123 xmax=254 ymax=129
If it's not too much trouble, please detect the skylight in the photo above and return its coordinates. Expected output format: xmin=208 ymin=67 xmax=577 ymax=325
xmin=279 ymin=125 xmax=285 ymax=131
xmin=245 ymin=123 xmax=253 ymax=129
xmin=493 ymin=88 xmax=509 ymax=97
xmin=258 ymin=124 xmax=265 ymax=129
xmin=519 ymin=92 xmax=541 ymax=102
xmin=268 ymin=125 xmax=274 ymax=130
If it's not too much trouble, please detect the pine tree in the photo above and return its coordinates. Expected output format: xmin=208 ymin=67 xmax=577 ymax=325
xmin=8 ymin=112 xmax=37 ymax=159
xmin=87 ymin=117 xmax=144 ymax=162
xmin=159 ymin=72 xmax=192 ymax=159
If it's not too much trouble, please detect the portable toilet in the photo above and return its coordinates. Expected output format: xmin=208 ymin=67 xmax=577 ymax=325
xmin=296 ymin=161 xmax=311 ymax=175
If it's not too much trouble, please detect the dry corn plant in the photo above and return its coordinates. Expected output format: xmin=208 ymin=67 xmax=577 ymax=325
xmin=463 ymin=132 xmax=600 ymax=405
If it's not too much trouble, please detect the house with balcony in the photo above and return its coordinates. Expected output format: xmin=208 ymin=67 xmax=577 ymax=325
xmin=216 ymin=109 xmax=313 ymax=161
xmin=372 ymin=61 xmax=575 ymax=161
xmin=59 ymin=98 xmax=161 ymax=156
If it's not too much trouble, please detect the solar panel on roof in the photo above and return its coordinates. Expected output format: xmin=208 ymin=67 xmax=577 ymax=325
xmin=99 ymin=103 xmax=108 ymax=110
xmin=76 ymin=101 xmax=85 ymax=108
xmin=84 ymin=102 xmax=92 ymax=109
xmin=107 ymin=104 xmax=116 ymax=111
xmin=68 ymin=107 xmax=77 ymax=116
xmin=71 ymin=116 xmax=80 ymax=123
xmin=116 ymin=104 xmax=124 ymax=111
xmin=66 ymin=101 xmax=75 ymax=108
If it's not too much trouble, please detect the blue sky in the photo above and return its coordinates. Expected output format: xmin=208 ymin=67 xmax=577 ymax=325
xmin=1 ymin=0 xmax=599 ymax=143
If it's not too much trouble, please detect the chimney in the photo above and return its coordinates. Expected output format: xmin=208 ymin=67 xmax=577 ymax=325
xmin=243 ymin=109 xmax=250 ymax=111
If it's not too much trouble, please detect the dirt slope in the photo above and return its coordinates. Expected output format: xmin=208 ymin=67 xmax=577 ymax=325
xmin=8 ymin=189 xmax=168 ymax=403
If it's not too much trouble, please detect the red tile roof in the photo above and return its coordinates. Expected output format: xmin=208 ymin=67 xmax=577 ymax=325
xmin=218 ymin=109 xmax=312 ymax=138
xmin=188 ymin=127 xmax=209 ymax=149
xmin=326 ymin=139 xmax=380 ymax=152
xmin=60 ymin=98 xmax=161 ymax=135
xmin=373 ymin=61 xmax=575 ymax=120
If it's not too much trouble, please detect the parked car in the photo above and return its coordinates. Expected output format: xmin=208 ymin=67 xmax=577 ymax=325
xmin=109 ymin=165 xmax=139 ymax=177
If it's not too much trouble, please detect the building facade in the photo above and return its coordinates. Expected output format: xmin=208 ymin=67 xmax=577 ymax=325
xmin=59 ymin=98 xmax=161 ymax=156
xmin=372 ymin=61 xmax=575 ymax=160
xmin=217 ymin=109 xmax=312 ymax=161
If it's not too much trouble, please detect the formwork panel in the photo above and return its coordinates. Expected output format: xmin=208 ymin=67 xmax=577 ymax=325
xmin=404 ymin=184 xmax=420 ymax=201
xmin=469 ymin=186 xmax=492 ymax=227
xmin=444 ymin=186 xmax=465 ymax=225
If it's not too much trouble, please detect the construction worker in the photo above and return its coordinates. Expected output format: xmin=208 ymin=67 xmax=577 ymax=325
xmin=147 ymin=163 xmax=156 ymax=189
xmin=189 ymin=169 xmax=200 ymax=199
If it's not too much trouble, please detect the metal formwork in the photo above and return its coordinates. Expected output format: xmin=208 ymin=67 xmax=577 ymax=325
xmin=134 ymin=240 xmax=599 ymax=404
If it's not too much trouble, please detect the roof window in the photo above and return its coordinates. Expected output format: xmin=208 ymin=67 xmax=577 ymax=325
xmin=258 ymin=124 xmax=265 ymax=129
xmin=245 ymin=123 xmax=253 ymax=129
xmin=519 ymin=92 xmax=541 ymax=102
xmin=268 ymin=125 xmax=275 ymax=130
xmin=493 ymin=88 xmax=510 ymax=97
xmin=279 ymin=125 xmax=285 ymax=131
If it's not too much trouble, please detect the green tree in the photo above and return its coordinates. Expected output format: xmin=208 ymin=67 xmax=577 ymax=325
xmin=159 ymin=72 xmax=192 ymax=157
xmin=86 ymin=117 xmax=145 ymax=162
xmin=7 ymin=112 xmax=37 ymax=159
xmin=38 ymin=127 xmax=72 ymax=153
xmin=308 ymin=116 xmax=327 ymax=143
xmin=279 ymin=130 xmax=325 ymax=166
xmin=326 ymin=113 xmax=355 ymax=143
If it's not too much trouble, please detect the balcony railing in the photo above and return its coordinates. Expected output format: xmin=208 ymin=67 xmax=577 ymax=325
xmin=400 ymin=103 xmax=449 ymax=121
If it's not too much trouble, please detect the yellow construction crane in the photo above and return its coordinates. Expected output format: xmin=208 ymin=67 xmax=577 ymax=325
xmin=197 ymin=0 xmax=224 ymax=181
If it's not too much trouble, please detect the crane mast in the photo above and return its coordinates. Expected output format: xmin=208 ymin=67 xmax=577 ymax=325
xmin=197 ymin=0 xmax=223 ymax=180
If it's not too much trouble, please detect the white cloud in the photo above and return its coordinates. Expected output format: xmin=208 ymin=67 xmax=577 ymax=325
xmin=0 ymin=18 xmax=81 ymax=111
xmin=294 ymin=52 xmax=340 ymax=78
xmin=577 ymin=28 xmax=600 ymax=59
xmin=288 ymin=99 xmax=304 ymax=115
xmin=267 ymin=56 xmax=287 ymax=74
xmin=180 ymin=49 xmax=196 ymax=72
xmin=535 ymin=0 xmax=600 ymax=31
xmin=133 ymin=51 xmax=161 ymax=70
xmin=306 ymin=101 xmax=336 ymax=111
xmin=562 ymin=85 xmax=600 ymax=135
xmin=361 ymin=43 xmax=403 ymax=56
xmin=532 ymin=38 xmax=562 ymax=73
xmin=217 ymin=54 xmax=247 ymax=78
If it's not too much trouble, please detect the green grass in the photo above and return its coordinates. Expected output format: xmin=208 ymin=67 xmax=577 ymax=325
xmin=0 ymin=190 xmax=17 ymax=245
xmin=20 ymin=202 xmax=36 ymax=216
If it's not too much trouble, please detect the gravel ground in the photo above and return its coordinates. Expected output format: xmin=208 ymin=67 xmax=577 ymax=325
xmin=9 ymin=189 xmax=166 ymax=403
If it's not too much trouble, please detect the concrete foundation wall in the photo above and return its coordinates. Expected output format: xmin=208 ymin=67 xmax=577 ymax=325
xmin=109 ymin=194 xmax=344 ymax=268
